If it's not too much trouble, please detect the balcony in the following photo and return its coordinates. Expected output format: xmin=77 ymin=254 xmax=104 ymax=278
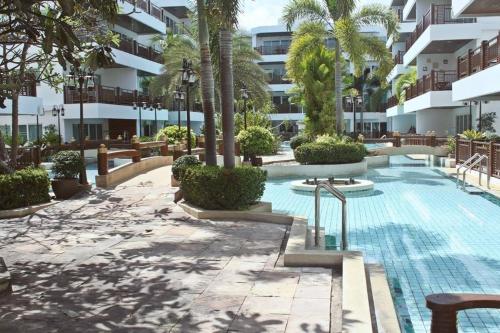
xmin=394 ymin=50 xmax=404 ymax=64
xmin=63 ymin=85 xmax=161 ymax=106
xmin=387 ymin=95 xmax=399 ymax=108
xmin=122 ymin=0 xmax=166 ymax=22
xmin=452 ymin=0 xmax=500 ymax=17
xmin=457 ymin=33 xmax=499 ymax=79
xmin=254 ymin=45 xmax=289 ymax=56
xmin=268 ymin=74 xmax=291 ymax=85
xmin=116 ymin=37 xmax=162 ymax=64
xmin=405 ymin=5 xmax=476 ymax=52
xmin=387 ymin=51 xmax=412 ymax=82
xmin=0 ymin=74 xmax=37 ymax=97
xmin=405 ymin=70 xmax=457 ymax=101
xmin=275 ymin=103 xmax=302 ymax=114
xmin=453 ymin=33 xmax=500 ymax=101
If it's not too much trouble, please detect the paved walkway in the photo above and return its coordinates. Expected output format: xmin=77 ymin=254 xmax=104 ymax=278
xmin=0 ymin=167 xmax=336 ymax=332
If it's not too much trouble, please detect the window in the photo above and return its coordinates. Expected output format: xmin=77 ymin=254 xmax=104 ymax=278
xmin=272 ymin=96 xmax=281 ymax=106
xmin=28 ymin=125 xmax=42 ymax=142
xmin=73 ymin=124 xmax=103 ymax=140
xmin=18 ymin=125 xmax=28 ymax=143
xmin=456 ymin=115 xmax=471 ymax=134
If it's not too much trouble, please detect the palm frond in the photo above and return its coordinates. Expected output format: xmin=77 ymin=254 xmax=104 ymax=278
xmin=281 ymin=0 xmax=330 ymax=31
xmin=353 ymin=4 xmax=399 ymax=41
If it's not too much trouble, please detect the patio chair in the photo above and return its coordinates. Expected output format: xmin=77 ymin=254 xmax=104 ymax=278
xmin=426 ymin=293 xmax=500 ymax=333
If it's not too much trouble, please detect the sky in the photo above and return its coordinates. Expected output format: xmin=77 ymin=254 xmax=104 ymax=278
xmin=239 ymin=0 xmax=392 ymax=31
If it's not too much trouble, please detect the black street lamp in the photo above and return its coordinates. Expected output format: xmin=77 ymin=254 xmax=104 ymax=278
xmin=240 ymin=84 xmax=249 ymax=130
xmin=173 ymin=85 xmax=185 ymax=131
xmin=149 ymin=102 xmax=162 ymax=136
xmin=66 ymin=66 xmax=95 ymax=186
xmin=180 ymin=58 xmax=197 ymax=155
xmin=133 ymin=101 xmax=148 ymax=137
xmin=345 ymin=95 xmax=363 ymax=135
xmin=36 ymin=106 xmax=44 ymax=144
xmin=51 ymin=105 xmax=65 ymax=145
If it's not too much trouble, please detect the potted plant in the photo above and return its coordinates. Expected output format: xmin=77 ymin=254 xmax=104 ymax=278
xmin=171 ymin=155 xmax=201 ymax=187
xmin=51 ymin=151 xmax=84 ymax=199
xmin=236 ymin=126 xmax=275 ymax=166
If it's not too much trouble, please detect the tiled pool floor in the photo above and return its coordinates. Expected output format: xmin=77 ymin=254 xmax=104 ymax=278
xmin=262 ymin=156 xmax=500 ymax=333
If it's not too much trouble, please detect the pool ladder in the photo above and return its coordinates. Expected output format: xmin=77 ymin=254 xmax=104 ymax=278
xmin=314 ymin=181 xmax=348 ymax=250
xmin=456 ymin=153 xmax=490 ymax=192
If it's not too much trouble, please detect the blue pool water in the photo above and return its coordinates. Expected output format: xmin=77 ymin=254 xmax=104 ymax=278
xmin=262 ymin=156 xmax=500 ymax=333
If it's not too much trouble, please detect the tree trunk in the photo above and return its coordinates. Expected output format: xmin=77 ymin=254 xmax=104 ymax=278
xmin=10 ymin=93 xmax=19 ymax=168
xmin=196 ymin=0 xmax=217 ymax=166
xmin=335 ymin=42 xmax=344 ymax=134
xmin=219 ymin=29 xmax=235 ymax=168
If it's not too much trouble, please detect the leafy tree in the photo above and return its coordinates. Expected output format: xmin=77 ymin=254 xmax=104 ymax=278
xmin=394 ymin=67 xmax=417 ymax=105
xmin=478 ymin=112 xmax=497 ymax=133
xmin=282 ymin=0 xmax=398 ymax=134
xmin=0 ymin=0 xmax=119 ymax=167
xmin=234 ymin=101 xmax=274 ymax=134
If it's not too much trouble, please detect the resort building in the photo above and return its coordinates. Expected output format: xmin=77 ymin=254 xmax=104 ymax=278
xmin=386 ymin=0 xmax=500 ymax=136
xmin=251 ymin=24 xmax=389 ymax=138
xmin=0 ymin=0 xmax=204 ymax=143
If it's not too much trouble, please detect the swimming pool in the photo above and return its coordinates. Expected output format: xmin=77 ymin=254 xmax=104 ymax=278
xmin=262 ymin=156 xmax=500 ymax=333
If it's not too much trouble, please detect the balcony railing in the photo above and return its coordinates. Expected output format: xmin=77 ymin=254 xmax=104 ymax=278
xmin=0 ymin=74 xmax=37 ymax=97
xmin=387 ymin=95 xmax=399 ymax=108
xmin=394 ymin=50 xmax=405 ymax=64
xmin=405 ymin=70 xmax=457 ymax=101
xmin=406 ymin=5 xmax=476 ymax=51
xmin=254 ymin=45 xmax=289 ymax=55
xmin=268 ymin=74 xmax=291 ymax=84
xmin=457 ymin=33 xmax=500 ymax=79
xmin=275 ymin=103 xmax=302 ymax=114
xmin=116 ymin=36 xmax=162 ymax=63
xmin=63 ymin=85 xmax=161 ymax=106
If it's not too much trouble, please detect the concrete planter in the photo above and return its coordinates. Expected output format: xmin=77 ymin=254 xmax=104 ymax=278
xmin=171 ymin=174 xmax=180 ymax=187
xmin=51 ymin=178 xmax=80 ymax=200
xmin=262 ymin=160 xmax=367 ymax=178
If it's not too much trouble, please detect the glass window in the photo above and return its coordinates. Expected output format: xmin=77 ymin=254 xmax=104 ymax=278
xmin=18 ymin=125 xmax=28 ymax=143
xmin=364 ymin=122 xmax=371 ymax=133
xmin=28 ymin=125 xmax=42 ymax=142
xmin=272 ymin=96 xmax=281 ymax=106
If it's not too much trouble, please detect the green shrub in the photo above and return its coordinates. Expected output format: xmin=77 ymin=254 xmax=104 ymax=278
xmin=51 ymin=151 xmax=83 ymax=179
xmin=156 ymin=126 xmax=196 ymax=148
xmin=237 ymin=126 xmax=275 ymax=156
xmin=460 ymin=130 xmax=485 ymax=140
xmin=316 ymin=134 xmax=352 ymax=145
xmin=294 ymin=142 xmax=367 ymax=165
xmin=0 ymin=168 xmax=50 ymax=210
xmin=290 ymin=135 xmax=312 ymax=150
xmin=172 ymin=155 xmax=202 ymax=181
xmin=181 ymin=166 xmax=267 ymax=210
xmin=446 ymin=136 xmax=456 ymax=154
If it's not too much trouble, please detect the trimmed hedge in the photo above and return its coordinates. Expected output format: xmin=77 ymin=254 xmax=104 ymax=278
xmin=0 ymin=168 xmax=50 ymax=210
xmin=294 ymin=142 xmax=367 ymax=165
xmin=156 ymin=126 xmax=196 ymax=148
xmin=237 ymin=126 xmax=275 ymax=156
xmin=181 ymin=166 xmax=267 ymax=210
xmin=289 ymin=135 xmax=312 ymax=150
xmin=172 ymin=155 xmax=202 ymax=181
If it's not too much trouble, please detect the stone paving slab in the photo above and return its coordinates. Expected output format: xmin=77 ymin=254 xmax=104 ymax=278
xmin=0 ymin=166 xmax=336 ymax=332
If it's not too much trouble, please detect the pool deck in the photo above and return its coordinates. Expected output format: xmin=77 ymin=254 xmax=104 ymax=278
xmin=0 ymin=166 xmax=339 ymax=333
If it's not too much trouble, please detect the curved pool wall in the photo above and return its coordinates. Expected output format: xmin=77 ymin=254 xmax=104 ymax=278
xmin=262 ymin=155 xmax=500 ymax=333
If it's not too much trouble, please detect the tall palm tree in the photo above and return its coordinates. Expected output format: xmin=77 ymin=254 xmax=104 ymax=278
xmin=207 ymin=0 xmax=242 ymax=169
xmin=282 ymin=0 xmax=398 ymax=134
xmin=196 ymin=0 xmax=217 ymax=166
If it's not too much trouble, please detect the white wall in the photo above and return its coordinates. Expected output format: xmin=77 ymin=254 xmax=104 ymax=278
xmin=416 ymin=108 xmax=455 ymax=135
xmin=97 ymin=68 xmax=139 ymax=90
xmin=391 ymin=113 xmax=417 ymax=132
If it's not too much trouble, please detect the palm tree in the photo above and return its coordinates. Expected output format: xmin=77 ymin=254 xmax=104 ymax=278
xmin=196 ymin=0 xmax=217 ymax=166
xmin=395 ymin=67 xmax=416 ymax=105
xmin=282 ymin=0 xmax=398 ymax=134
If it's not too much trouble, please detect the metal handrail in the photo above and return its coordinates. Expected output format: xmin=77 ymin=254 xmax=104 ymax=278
xmin=456 ymin=153 xmax=480 ymax=187
xmin=315 ymin=181 xmax=348 ymax=250
xmin=462 ymin=155 xmax=490 ymax=191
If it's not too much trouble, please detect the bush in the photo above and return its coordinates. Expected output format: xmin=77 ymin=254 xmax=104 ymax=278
xmin=290 ymin=135 xmax=312 ymax=150
xmin=316 ymin=134 xmax=352 ymax=145
xmin=294 ymin=142 xmax=367 ymax=165
xmin=0 ymin=168 xmax=50 ymax=210
xmin=181 ymin=166 xmax=267 ymax=210
xmin=51 ymin=151 xmax=83 ymax=179
xmin=156 ymin=126 xmax=196 ymax=148
xmin=172 ymin=155 xmax=202 ymax=181
xmin=237 ymin=126 xmax=275 ymax=156
xmin=460 ymin=130 xmax=485 ymax=140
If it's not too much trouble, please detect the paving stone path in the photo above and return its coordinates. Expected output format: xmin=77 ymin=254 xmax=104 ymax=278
xmin=0 ymin=167 xmax=336 ymax=332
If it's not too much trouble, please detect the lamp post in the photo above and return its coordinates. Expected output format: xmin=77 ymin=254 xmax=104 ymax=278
xmin=173 ymin=85 xmax=185 ymax=130
xmin=180 ymin=58 xmax=197 ymax=155
xmin=149 ymin=102 xmax=162 ymax=136
xmin=36 ymin=106 xmax=44 ymax=144
xmin=345 ymin=96 xmax=363 ymax=135
xmin=66 ymin=67 xmax=94 ymax=186
xmin=240 ymin=84 xmax=249 ymax=130
xmin=51 ymin=105 xmax=65 ymax=145
xmin=133 ymin=101 xmax=147 ymax=137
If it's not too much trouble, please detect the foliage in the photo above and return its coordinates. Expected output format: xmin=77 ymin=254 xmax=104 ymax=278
xmin=478 ymin=112 xmax=497 ymax=133
xmin=40 ymin=125 xmax=61 ymax=146
xmin=446 ymin=136 xmax=456 ymax=154
xmin=156 ymin=126 xmax=196 ymax=147
xmin=139 ymin=136 xmax=156 ymax=142
xmin=316 ymin=134 xmax=352 ymax=145
xmin=290 ymin=135 xmax=312 ymax=150
xmin=294 ymin=142 xmax=367 ymax=165
xmin=237 ymin=126 xmax=275 ymax=156
xmin=172 ymin=155 xmax=202 ymax=181
xmin=286 ymin=39 xmax=336 ymax=136
xmin=459 ymin=130 xmax=486 ymax=140
xmin=395 ymin=68 xmax=417 ymax=104
xmin=181 ymin=166 xmax=267 ymax=210
xmin=234 ymin=101 xmax=274 ymax=135
xmin=272 ymin=135 xmax=282 ymax=154
xmin=51 ymin=151 xmax=83 ymax=179
xmin=0 ymin=168 xmax=50 ymax=210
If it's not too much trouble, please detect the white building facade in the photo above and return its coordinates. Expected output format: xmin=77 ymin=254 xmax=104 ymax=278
xmin=0 ymin=0 xmax=204 ymax=144
xmin=251 ymin=24 xmax=390 ymax=137
xmin=386 ymin=0 xmax=500 ymax=136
